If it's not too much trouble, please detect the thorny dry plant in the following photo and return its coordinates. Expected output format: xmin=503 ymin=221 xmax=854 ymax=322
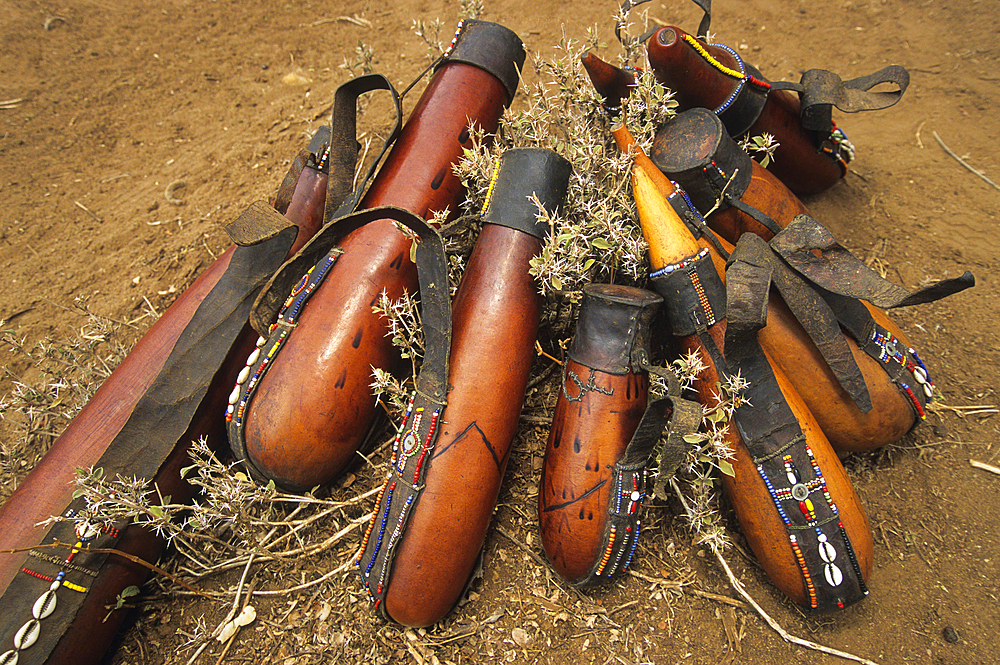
xmin=0 ymin=300 xmax=137 ymax=499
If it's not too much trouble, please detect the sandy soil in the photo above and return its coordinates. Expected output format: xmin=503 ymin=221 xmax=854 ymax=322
xmin=1 ymin=1 xmax=998 ymax=664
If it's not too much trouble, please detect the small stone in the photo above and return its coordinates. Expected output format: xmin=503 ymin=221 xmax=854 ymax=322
xmin=942 ymin=625 xmax=959 ymax=643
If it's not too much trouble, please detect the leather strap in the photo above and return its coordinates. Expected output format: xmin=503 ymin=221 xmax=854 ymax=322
xmin=0 ymin=208 xmax=298 ymax=663
xmin=723 ymin=260 xmax=870 ymax=611
xmin=772 ymin=66 xmax=910 ymax=132
xmin=325 ymin=74 xmax=403 ymax=225
xmin=771 ymin=215 xmax=974 ymax=309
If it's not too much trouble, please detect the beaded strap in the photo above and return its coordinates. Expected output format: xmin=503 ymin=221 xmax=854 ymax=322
xmin=353 ymin=215 xmax=453 ymax=618
xmin=722 ymin=260 xmax=870 ymax=611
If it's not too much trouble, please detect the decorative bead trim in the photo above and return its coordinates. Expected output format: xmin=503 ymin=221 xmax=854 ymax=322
xmin=443 ymin=20 xmax=465 ymax=58
xmin=681 ymin=33 xmax=771 ymax=91
xmin=227 ymin=253 xmax=339 ymax=426
xmin=480 ymin=159 xmax=503 ymax=215
xmin=756 ymin=444 xmax=868 ymax=609
xmin=592 ymin=466 xmax=648 ymax=579
xmin=868 ymin=325 xmax=934 ymax=420
xmin=649 ymin=248 xmax=709 ymax=278
xmin=688 ymin=269 xmax=716 ymax=327
xmin=6 ymin=509 xmax=124 ymax=662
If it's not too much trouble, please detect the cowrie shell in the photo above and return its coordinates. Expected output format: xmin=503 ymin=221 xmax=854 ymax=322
xmin=228 ymin=385 xmax=240 ymax=405
xmin=237 ymin=366 xmax=250 ymax=385
xmin=32 ymin=590 xmax=57 ymax=619
xmin=824 ymin=563 xmax=844 ymax=587
xmin=14 ymin=619 xmax=40 ymax=650
xmin=818 ymin=541 xmax=837 ymax=563
xmin=0 ymin=649 xmax=20 ymax=665
xmin=246 ymin=348 xmax=260 ymax=366
xmin=255 ymin=336 xmax=266 ymax=348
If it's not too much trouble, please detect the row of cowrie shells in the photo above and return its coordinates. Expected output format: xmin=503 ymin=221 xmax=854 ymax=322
xmin=226 ymin=335 xmax=267 ymax=416
xmin=911 ymin=364 xmax=933 ymax=399
xmin=0 ymin=579 xmax=64 ymax=664
xmin=817 ymin=533 xmax=844 ymax=587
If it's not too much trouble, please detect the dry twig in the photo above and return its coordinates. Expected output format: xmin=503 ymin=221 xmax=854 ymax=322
xmin=933 ymin=131 xmax=1000 ymax=192
xmin=714 ymin=552 xmax=880 ymax=665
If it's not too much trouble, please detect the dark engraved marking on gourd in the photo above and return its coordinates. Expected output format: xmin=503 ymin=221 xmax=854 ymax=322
xmin=389 ymin=251 xmax=404 ymax=270
xmin=352 ymin=328 xmax=363 ymax=349
xmin=459 ymin=128 xmax=470 ymax=144
xmin=431 ymin=168 xmax=446 ymax=190
xmin=433 ymin=421 xmax=502 ymax=474
xmin=543 ymin=479 xmax=607 ymax=512
xmin=573 ymin=434 xmax=582 ymax=454
xmin=334 ymin=369 xmax=347 ymax=389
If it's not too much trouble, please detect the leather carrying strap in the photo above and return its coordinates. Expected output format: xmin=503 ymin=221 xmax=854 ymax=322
xmin=352 ymin=212 xmax=452 ymax=617
xmin=0 ymin=208 xmax=298 ymax=662
xmin=727 ymin=215 xmax=974 ymax=415
xmin=772 ymin=66 xmax=910 ymax=132
xmin=325 ymin=74 xmax=402 ymax=225
xmin=249 ymin=75 xmax=404 ymax=337
xmin=723 ymin=260 xmax=870 ymax=611
xmin=771 ymin=215 xmax=974 ymax=309
xmin=687 ymin=0 xmax=907 ymax=133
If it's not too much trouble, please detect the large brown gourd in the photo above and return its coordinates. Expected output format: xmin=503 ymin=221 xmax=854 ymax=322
xmin=356 ymin=149 xmax=571 ymax=627
xmin=616 ymin=122 xmax=873 ymax=610
xmin=236 ymin=20 xmax=525 ymax=491
xmin=0 ymin=138 xmax=329 ymax=665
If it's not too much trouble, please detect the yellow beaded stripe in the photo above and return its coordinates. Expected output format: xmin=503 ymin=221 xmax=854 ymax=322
xmin=480 ymin=159 xmax=503 ymax=215
xmin=681 ymin=33 xmax=771 ymax=90
xmin=682 ymin=33 xmax=744 ymax=80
